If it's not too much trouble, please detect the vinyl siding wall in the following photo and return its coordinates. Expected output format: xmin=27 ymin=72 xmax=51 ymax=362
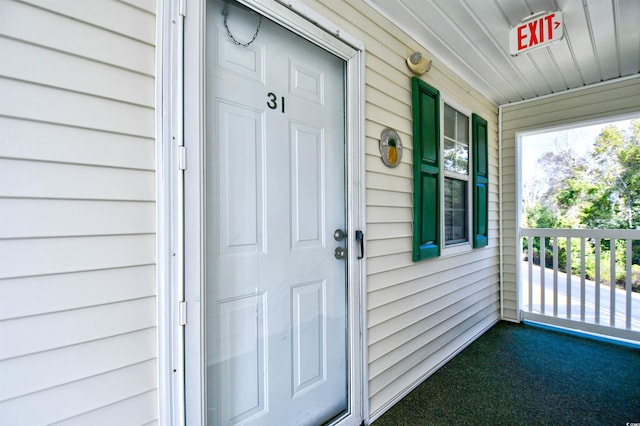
xmin=0 ymin=0 xmax=158 ymax=424
xmin=500 ymin=76 xmax=640 ymax=322
xmin=301 ymin=0 xmax=501 ymax=419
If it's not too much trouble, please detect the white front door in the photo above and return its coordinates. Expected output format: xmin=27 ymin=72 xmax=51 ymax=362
xmin=205 ymin=1 xmax=348 ymax=424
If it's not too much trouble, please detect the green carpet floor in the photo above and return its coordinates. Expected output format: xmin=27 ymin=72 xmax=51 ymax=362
xmin=373 ymin=321 xmax=640 ymax=426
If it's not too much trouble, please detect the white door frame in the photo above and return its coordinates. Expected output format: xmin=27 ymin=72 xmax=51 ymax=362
xmin=158 ymin=0 xmax=367 ymax=424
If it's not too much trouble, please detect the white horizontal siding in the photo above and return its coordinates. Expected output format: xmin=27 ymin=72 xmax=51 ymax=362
xmin=0 ymin=265 xmax=156 ymax=320
xmin=310 ymin=0 xmax=501 ymax=419
xmin=500 ymin=76 xmax=640 ymax=322
xmin=366 ymin=222 xmax=412 ymax=241
xmin=368 ymin=272 xmax=498 ymax=355
xmin=0 ymin=159 xmax=155 ymax=201
xmin=502 ymin=79 xmax=640 ymax=129
xmin=1 ymin=199 xmax=155 ymax=239
xmin=368 ymin=253 xmax=499 ymax=314
xmin=367 ymin=189 xmax=412 ymax=208
xmin=0 ymin=78 xmax=154 ymax=137
xmin=0 ymin=234 xmax=155 ymax=279
xmin=0 ymin=0 xmax=154 ymax=76
xmin=0 ymin=117 xmax=154 ymax=170
xmin=0 ymin=297 xmax=156 ymax=362
xmin=369 ymin=287 xmax=498 ymax=383
xmin=0 ymin=359 xmax=157 ymax=426
xmin=18 ymin=0 xmax=156 ymax=44
xmin=0 ymin=38 xmax=154 ymax=107
xmin=120 ymin=0 xmax=156 ymax=14
xmin=1 ymin=327 xmax=157 ymax=401
xmin=0 ymin=0 xmax=158 ymax=424
xmin=50 ymin=390 xmax=159 ymax=426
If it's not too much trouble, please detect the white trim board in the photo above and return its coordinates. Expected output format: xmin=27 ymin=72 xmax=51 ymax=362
xmin=157 ymin=0 xmax=188 ymax=424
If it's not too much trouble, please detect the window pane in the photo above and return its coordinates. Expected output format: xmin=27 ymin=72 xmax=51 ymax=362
xmin=443 ymin=104 xmax=469 ymax=175
xmin=444 ymin=104 xmax=456 ymax=139
xmin=456 ymin=113 xmax=469 ymax=173
xmin=444 ymin=178 xmax=467 ymax=244
xmin=457 ymin=113 xmax=469 ymax=144
xmin=444 ymin=138 xmax=456 ymax=170
xmin=444 ymin=140 xmax=469 ymax=175
xmin=456 ymin=143 xmax=469 ymax=174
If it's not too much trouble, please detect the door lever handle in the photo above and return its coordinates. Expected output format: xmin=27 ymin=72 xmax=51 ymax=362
xmin=355 ymin=230 xmax=364 ymax=259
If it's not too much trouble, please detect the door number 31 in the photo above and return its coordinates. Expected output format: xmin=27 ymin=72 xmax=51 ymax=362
xmin=267 ymin=92 xmax=285 ymax=113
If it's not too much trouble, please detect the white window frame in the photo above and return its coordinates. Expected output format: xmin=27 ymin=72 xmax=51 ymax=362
xmin=440 ymin=96 xmax=473 ymax=257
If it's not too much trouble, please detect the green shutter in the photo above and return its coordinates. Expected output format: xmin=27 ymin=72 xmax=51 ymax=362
xmin=472 ymin=113 xmax=489 ymax=248
xmin=412 ymin=77 xmax=440 ymax=261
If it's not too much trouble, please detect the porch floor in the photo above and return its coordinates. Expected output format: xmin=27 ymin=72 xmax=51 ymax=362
xmin=372 ymin=321 xmax=640 ymax=425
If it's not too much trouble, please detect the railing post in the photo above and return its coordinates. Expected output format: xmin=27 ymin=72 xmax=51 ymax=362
xmin=541 ymin=236 xmax=546 ymax=315
xmin=611 ymin=238 xmax=616 ymax=327
xmin=595 ymin=239 xmax=601 ymax=324
xmin=528 ymin=236 xmax=533 ymax=313
xmin=553 ymin=236 xmax=559 ymax=317
xmin=566 ymin=237 xmax=572 ymax=319
xmin=580 ymin=237 xmax=586 ymax=322
xmin=626 ymin=239 xmax=632 ymax=330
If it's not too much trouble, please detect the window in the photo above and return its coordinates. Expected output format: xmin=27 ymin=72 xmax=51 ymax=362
xmin=443 ymin=104 xmax=470 ymax=246
xmin=412 ymin=77 xmax=488 ymax=262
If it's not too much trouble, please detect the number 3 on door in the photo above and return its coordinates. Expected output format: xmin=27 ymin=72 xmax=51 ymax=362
xmin=267 ymin=92 xmax=285 ymax=113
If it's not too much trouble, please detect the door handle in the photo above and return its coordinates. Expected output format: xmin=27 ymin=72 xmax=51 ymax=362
xmin=355 ymin=230 xmax=364 ymax=259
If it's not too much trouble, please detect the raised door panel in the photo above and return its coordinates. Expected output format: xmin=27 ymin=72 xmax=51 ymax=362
xmin=291 ymin=122 xmax=324 ymax=248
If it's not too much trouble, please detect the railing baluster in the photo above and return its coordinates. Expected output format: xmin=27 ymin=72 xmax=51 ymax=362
xmin=595 ymin=239 xmax=601 ymax=324
xmin=611 ymin=238 xmax=616 ymax=327
xmin=580 ymin=237 xmax=586 ymax=322
xmin=528 ymin=236 xmax=533 ymax=313
xmin=626 ymin=239 xmax=632 ymax=330
xmin=553 ymin=236 xmax=559 ymax=317
xmin=541 ymin=236 xmax=546 ymax=315
xmin=567 ymin=237 xmax=572 ymax=319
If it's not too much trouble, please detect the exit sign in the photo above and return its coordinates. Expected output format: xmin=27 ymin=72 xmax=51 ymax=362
xmin=509 ymin=11 xmax=563 ymax=55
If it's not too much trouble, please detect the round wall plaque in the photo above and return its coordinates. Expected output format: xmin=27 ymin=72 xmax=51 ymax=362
xmin=379 ymin=128 xmax=402 ymax=168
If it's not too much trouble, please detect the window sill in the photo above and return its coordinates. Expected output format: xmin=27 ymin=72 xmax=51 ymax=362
xmin=441 ymin=241 xmax=472 ymax=257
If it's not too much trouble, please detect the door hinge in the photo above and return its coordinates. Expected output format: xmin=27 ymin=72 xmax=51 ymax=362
xmin=179 ymin=0 xmax=186 ymax=17
xmin=178 ymin=301 xmax=187 ymax=326
xmin=178 ymin=145 xmax=187 ymax=170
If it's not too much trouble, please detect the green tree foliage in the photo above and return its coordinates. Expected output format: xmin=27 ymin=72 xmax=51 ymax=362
xmin=522 ymin=204 xmax=560 ymax=267
xmin=579 ymin=122 xmax=640 ymax=229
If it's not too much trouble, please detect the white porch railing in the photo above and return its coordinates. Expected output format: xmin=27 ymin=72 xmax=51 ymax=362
xmin=520 ymin=228 xmax=640 ymax=342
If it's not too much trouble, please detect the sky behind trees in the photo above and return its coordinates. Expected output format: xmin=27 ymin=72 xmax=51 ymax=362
xmin=521 ymin=118 xmax=633 ymax=193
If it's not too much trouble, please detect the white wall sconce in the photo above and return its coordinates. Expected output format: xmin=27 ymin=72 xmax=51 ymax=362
xmin=406 ymin=51 xmax=432 ymax=75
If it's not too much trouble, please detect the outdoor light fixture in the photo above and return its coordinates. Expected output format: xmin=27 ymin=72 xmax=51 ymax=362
xmin=406 ymin=51 xmax=432 ymax=75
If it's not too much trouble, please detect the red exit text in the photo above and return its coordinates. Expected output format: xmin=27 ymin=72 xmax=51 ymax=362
xmin=509 ymin=11 xmax=564 ymax=55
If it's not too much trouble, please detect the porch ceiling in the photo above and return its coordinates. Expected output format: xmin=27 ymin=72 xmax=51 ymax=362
xmin=365 ymin=0 xmax=640 ymax=106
